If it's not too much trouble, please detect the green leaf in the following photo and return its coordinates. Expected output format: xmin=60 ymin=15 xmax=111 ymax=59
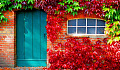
xmin=113 ymin=37 xmax=119 ymax=41
xmin=113 ymin=21 xmax=119 ymax=25
xmin=107 ymin=39 xmax=113 ymax=44
xmin=0 ymin=15 xmax=5 ymax=20
xmin=0 ymin=12 xmax=2 ymax=15
xmin=1 ymin=8 xmax=6 ymax=11
xmin=110 ymin=9 xmax=116 ymax=14
xmin=105 ymin=28 xmax=110 ymax=31
xmin=72 ymin=11 xmax=77 ymax=16
xmin=28 ymin=5 xmax=33 ymax=10
xmin=109 ymin=28 xmax=114 ymax=32
xmin=58 ymin=2 xmax=65 ymax=6
xmin=73 ymin=1 xmax=79 ymax=6
xmin=105 ymin=13 xmax=110 ymax=19
xmin=70 ymin=4 xmax=73 ymax=7
xmin=115 ymin=16 xmax=117 ymax=20
xmin=118 ymin=31 xmax=120 ymax=33
xmin=5 ymin=18 xmax=8 ymax=22
xmin=67 ymin=0 xmax=73 ymax=4
xmin=74 ymin=6 xmax=80 ymax=11
xmin=18 ymin=4 xmax=22 ymax=8
xmin=105 ymin=24 xmax=110 ymax=27
xmin=28 ymin=0 xmax=34 ymax=4
xmin=118 ymin=15 xmax=120 ymax=20
xmin=7 ymin=1 xmax=12 ymax=5
xmin=0 ymin=4 xmax=5 ymax=8
xmin=63 ymin=0 xmax=67 ymax=3
xmin=116 ymin=31 xmax=120 ymax=35
xmin=66 ymin=8 xmax=72 ymax=13
xmin=102 ymin=7 xmax=109 ymax=12
xmin=80 ymin=7 xmax=84 ymax=10
xmin=110 ymin=6 xmax=112 ymax=8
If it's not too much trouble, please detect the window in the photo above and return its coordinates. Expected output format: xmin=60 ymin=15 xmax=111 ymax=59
xmin=67 ymin=18 xmax=106 ymax=36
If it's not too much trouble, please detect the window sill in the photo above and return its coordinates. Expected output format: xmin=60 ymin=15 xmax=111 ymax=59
xmin=66 ymin=34 xmax=108 ymax=38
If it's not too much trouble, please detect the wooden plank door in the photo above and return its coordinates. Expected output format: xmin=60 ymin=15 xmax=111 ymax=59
xmin=16 ymin=10 xmax=47 ymax=67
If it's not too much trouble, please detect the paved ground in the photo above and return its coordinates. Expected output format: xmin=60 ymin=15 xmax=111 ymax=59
xmin=0 ymin=67 xmax=47 ymax=70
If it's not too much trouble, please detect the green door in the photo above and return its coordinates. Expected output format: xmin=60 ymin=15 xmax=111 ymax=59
xmin=16 ymin=10 xmax=47 ymax=67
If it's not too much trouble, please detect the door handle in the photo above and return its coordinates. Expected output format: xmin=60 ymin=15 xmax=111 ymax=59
xmin=44 ymin=33 xmax=45 ymax=38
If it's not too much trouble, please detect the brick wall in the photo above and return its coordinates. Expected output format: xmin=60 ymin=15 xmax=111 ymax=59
xmin=0 ymin=11 xmax=15 ymax=67
xmin=0 ymin=10 xmax=106 ymax=68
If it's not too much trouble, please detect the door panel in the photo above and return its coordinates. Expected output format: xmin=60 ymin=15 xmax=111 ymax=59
xmin=24 ymin=11 xmax=33 ymax=59
xmin=40 ymin=11 xmax=47 ymax=59
xmin=33 ymin=10 xmax=41 ymax=59
xmin=16 ymin=10 xmax=47 ymax=67
xmin=16 ymin=12 xmax=25 ymax=59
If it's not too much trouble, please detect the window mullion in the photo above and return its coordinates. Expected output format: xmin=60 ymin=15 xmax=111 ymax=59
xmin=76 ymin=19 xmax=77 ymax=34
xmin=67 ymin=21 xmax=68 ymax=34
xmin=95 ymin=19 xmax=97 ymax=34
xmin=86 ymin=18 xmax=87 ymax=34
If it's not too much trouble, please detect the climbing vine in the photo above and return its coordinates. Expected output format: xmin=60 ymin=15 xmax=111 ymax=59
xmin=0 ymin=0 xmax=34 ymax=23
xmin=0 ymin=0 xmax=120 ymax=43
xmin=58 ymin=0 xmax=85 ymax=16
xmin=103 ymin=6 xmax=120 ymax=44
xmin=0 ymin=0 xmax=120 ymax=69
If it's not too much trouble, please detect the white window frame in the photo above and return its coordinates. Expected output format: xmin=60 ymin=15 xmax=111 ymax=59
xmin=67 ymin=18 xmax=106 ymax=36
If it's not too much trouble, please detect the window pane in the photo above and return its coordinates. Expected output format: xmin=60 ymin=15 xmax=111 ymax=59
xmin=97 ymin=19 xmax=105 ymax=26
xmin=97 ymin=27 xmax=105 ymax=34
xmin=68 ymin=27 xmax=76 ymax=34
xmin=87 ymin=19 xmax=96 ymax=26
xmin=78 ymin=19 xmax=86 ymax=26
xmin=68 ymin=19 xmax=76 ymax=26
xmin=87 ymin=27 xmax=95 ymax=34
xmin=77 ymin=27 xmax=86 ymax=34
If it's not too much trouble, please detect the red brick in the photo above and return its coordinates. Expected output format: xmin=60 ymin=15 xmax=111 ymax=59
xmin=0 ymin=11 xmax=15 ymax=67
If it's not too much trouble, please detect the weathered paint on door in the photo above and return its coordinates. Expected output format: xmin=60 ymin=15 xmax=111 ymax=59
xmin=16 ymin=10 xmax=47 ymax=67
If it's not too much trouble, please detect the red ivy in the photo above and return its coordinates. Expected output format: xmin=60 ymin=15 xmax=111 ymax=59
xmin=12 ymin=0 xmax=119 ymax=69
xmin=45 ymin=15 xmax=64 ymax=42
xmin=47 ymin=38 xmax=120 ymax=70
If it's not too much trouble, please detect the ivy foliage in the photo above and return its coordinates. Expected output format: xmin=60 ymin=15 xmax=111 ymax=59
xmin=58 ymin=0 xmax=85 ymax=16
xmin=0 ymin=0 xmax=11 ymax=23
xmin=0 ymin=0 xmax=120 ymax=44
xmin=0 ymin=0 xmax=34 ymax=23
xmin=103 ymin=6 xmax=120 ymax=44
